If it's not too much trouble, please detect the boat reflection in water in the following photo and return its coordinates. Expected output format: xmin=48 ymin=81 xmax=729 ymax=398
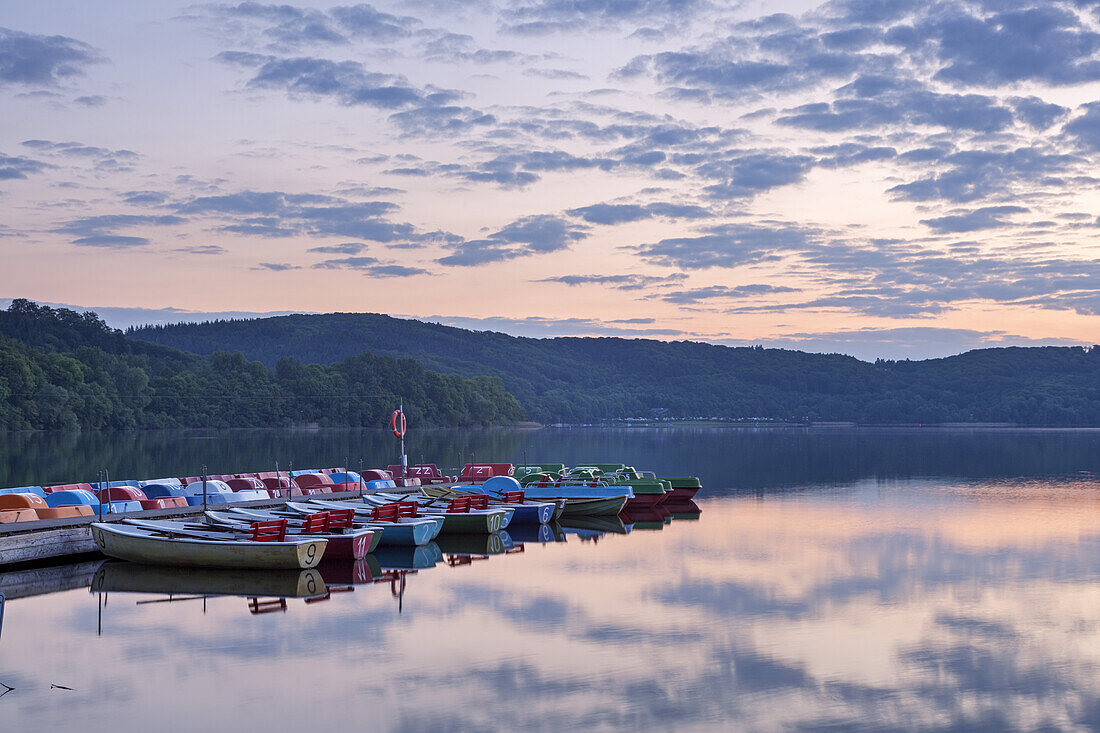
xmin=562 ymin=513 xmax=633 ymax=534
xmin=91 ymin=561 xmax=328 ymax=600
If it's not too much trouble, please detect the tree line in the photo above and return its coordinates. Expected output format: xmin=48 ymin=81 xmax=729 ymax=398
xmin=132 ymin=311 xmax=1100 ymax=426
xmin=0 ymin=300 xmax=524 ymax=430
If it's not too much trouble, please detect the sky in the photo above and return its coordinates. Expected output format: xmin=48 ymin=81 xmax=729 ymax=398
xmin=1 ymin=0 xmax=1098 ymax=361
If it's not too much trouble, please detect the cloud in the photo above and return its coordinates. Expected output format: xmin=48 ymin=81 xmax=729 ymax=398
xmin=1064 ymin=102 xmax=1100 ymax=152
xmin=660 ymin=284 xmax=802 ymax=304
xmin=307 ymin=242 xmax=367 ymax=254
xmin=636 ymin=223 xmax=819 ymax=269
xmin=54 ymin=214 xmax=186 ymax=236
xmin=0 ymin=27 xmax=101 ymax=87
xmin=171 ymin=189 xmax=442 ymax=245
xmin=70 ymin=235 xmax=150 ymax=249
xmin=330 ymin=4 xmax=421 ymax=41
xmin=895 ymin=4 xmax=1100 ymax=87
xmin=173 ymin=244 xmax=227 ymax=255
xmin=1009 ymin=96 xmax=1068 ymax=129
xmin=255 ymin=262 xmax=300 ymax=271
xmin=363 ymin=264 xmax=430 ymax=277
xmin=694 ymin=152 xmax=816 ymax=199
xmin=920 ymin=205 xmax=1029 ymax=234
xmin=313 ymin=254 xmax=437 ymax=275
xmin=538 ymin=273 xmax=688 ymax=290
xmin=20 ymin=139 xmax=140 ymax=173
xmin=73 ymin=94 xmax=107 ymax=107
xmin=776 ymin=80 xmax=1015 ymax=134
xmin=121 ymin=190 xmax=169 ymax=205
xmin=500 ymin=0 xmax=708 ymax=34
xmin=421 ymin=32 xmax=524 ymax=64
xmin=53 ymin=214 xmax=185 ymax=249
xmin=0 ymin=152 xmax=48 ymax=180
xmin=217 ymin=52 xmax=429 ymax=108
xmin=888 ymin=147 xmax=1080 ymax=203
xmin=438 ymin=214 xmax=589 ymax=266
xmin=491 ymin=214 xmax=588 ymax=252
xmin=525 ymin=68 xmax=588 ymax=80
xmin=567 ymin=201 xmax=710 ymax=224
xmin=423 ymin=314 xmax=686 ymax=338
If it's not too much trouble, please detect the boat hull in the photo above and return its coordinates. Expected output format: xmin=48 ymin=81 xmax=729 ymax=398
xmin=430 ymin=510 xmax=505 ymax=534
xmin=505 ymin=503 xmax=555 ymax=525
xmin=559 ymin=496 xmax=630 ymax=516
xmin=319 ymin=529 xmax=375 ymax=560
xmin=91 ymin=523 xmax=327 ymax=570
xmin=624 ymin=491 xmax=668 ymax=510
xmin=370 ymin=520 xmax=435 ymax=547
xmin=666 ymin=486 xmax=700 ymax=501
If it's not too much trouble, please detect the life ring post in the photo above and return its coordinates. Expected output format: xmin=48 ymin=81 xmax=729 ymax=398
xmin=391 ymin=405 xmax=408 ymax=483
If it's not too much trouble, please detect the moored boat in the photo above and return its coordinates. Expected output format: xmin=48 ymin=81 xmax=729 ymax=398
xmin=92 ymin=521 xmax=327 ymax=569
xmin=659 ymin=476 xmax=702 ymax=502
xmin=206 ymin=509 xmax=377 ymax=559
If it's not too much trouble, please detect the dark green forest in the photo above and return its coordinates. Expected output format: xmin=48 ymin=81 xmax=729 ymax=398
xmin=0 ymin=300 xmax=524 ymax=430
xmin=129 ymin=311 xmax=1100 ymax=426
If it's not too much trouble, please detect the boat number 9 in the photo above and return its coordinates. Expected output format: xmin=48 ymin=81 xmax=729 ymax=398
xmin=306 ymin=543 xmax=317 ymax=562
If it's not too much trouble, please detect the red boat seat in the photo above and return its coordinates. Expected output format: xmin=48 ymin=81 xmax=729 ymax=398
xmin=468 ymin=495 xmax=490 ymax=510
xmin=301 ymin=512 xmax=330 ymax=534
xmin=447 ymin=496 xmax=471 ymax=513
xmin=326 ymin=509 xmax=355 ymax=530
xmin=249 ymin=519 xmax=288 ymax=542
xmin=501 ymin=491 xmax=526 ymax=504
xmin=370 ymin=503 xmax=400 ymax=522
xmin=396 ymin=501 xmax=420 ymax=518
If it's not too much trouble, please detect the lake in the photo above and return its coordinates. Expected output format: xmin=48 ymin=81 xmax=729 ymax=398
xmin=1 ymin=427 xmax=1099 ymax=732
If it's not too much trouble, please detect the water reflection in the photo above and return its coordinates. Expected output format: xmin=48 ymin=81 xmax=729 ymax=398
xmin=2 ymin=426 xmax=1098 ymax=492
xmin=1 ymin=431 xmax=1099 ymax=731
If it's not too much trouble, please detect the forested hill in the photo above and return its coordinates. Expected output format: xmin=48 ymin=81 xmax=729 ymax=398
xmin=131 ymin=313 xmax=1100 ymax=426
xmin=0 ymin=300 xmax=523 ymax=430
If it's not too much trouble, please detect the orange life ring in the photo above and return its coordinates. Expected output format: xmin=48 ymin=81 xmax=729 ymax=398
xmin=391 ymin=409 xmax=407 ymax=438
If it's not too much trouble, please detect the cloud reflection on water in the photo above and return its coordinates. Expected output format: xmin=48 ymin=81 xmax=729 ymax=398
xmin=3 ymin=479 xmax=1100 ymax=730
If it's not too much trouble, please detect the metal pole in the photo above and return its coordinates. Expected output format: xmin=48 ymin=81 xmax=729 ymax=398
xmin=103 ymin=468 xmax=110 ymax=519
xmin=275 ymin=459 xmax=280 ymax=502
xmin=359 ymin=458 xmax=364 ymax=498
xmin=288 ymin=461 xmax=293 ymax=500
xmin=97 ymin=470 xmax=103 ymax=521
xmin=202 ymin=464 xmax=207 ymax=511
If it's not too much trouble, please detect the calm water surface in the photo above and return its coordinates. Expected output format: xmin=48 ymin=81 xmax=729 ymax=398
xmin=2 ymin=427 xmax=1099 ymax=732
